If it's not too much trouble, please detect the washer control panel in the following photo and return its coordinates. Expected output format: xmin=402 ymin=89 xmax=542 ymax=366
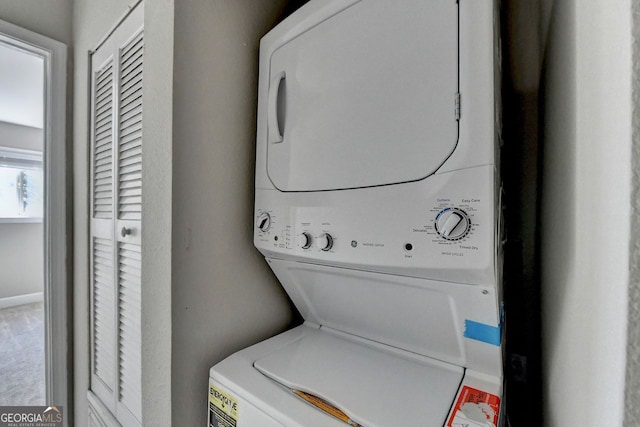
xmin=254 ymin=166 xmax=497 ymax=284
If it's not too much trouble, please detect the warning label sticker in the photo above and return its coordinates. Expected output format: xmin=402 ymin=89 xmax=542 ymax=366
xmin=209 ymin=383 xmax=238 ymax=427
xmin=446 ymin=386 xmax=500 ymax=427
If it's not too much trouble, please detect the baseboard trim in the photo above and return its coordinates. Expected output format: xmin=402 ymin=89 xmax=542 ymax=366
xmin=0 ymin=292 xmax=44 ymax=309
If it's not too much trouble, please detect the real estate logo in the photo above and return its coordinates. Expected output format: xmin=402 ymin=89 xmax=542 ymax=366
xmin=0 ymin=406 xmax=63 ymax=427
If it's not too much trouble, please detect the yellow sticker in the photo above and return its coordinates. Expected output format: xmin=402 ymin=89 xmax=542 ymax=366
xmin=293 ymin=390 xmax=361 ymax=426
xmin=209 ymin=382 xmax=238 ymax=427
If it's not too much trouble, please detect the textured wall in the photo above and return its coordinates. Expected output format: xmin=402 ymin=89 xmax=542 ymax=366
xmin=541 ymin=1 xmax=631 ymax=426
xmin=625 ymin=3 xmax=640 ymax=426
xmin=139 ymin=0 xmax=174 ymax=424
xmin=170 ymin=1 xmax=294 ymax=426
xmin=0 ymin=122 xmax=44 ymax=301
xmin=0 ymin=0 xmax=72 ymax=44
xmin=0 ymin=121 xmax=42 ymax=151
xmin=0 ymin=224 xmax=43 ymax=299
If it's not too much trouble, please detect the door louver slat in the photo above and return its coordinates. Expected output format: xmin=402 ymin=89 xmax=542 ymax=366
xmin=96 ymin=102 xmax=113 ymax=118
xmin=120 ymin=66 xmax=143 ymax=88
xmin=93 ymin=237 xmax=115 ymax=390
xmin=121 ymin=39 xmax=143 ymax=63
xmin=119 ymin=131 xmax=143 ymax=148
xmin=120 ymin=148 xmax=142 ymax=161
xmin=93 ymin=62 xmax=114 ymax=219
xmin=120 ymin=125 xmax=142 ymax=141
xmin=95 ymin=149 xmax=112 ymax=161
xmin=118 ymin=241 xmax=142 ymax=420
xmin=117 ymin=32 xmax=143 ymax=222
xmin=120 ymin=80 xmax=142 ymax=101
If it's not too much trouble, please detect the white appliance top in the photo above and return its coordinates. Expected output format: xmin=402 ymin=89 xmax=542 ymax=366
xmin=254 ymin=327 xmax=463 ymax=427
xmin=266 ymin=0 xmax=458 ymax=191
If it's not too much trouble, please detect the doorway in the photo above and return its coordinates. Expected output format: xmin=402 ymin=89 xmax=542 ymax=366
xmin=0 ymin=17 xmax=69 ymax=422
xmin=0 ymin=38 xmax=46 ymax=406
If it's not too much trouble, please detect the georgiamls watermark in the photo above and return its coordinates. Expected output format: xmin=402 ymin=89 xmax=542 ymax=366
xmin=0 ymin=406 xmax=63 ymax=427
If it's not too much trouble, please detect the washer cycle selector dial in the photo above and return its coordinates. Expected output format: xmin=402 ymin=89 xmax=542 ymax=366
xmin=435 ymin=208 xmax=471 ymax=240
xmin=298 ymin=232 xmax=312 ymax=249
xmin=317 ymin=233 xmax=334 ymax=251
xmin=257 ymin=212 xmax=271 ymax=232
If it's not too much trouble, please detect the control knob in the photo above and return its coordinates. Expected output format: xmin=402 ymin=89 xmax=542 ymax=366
xmin=317 ymin=233 xmax=334 ymax=251
xmin=256 ymin=212 xmax=271 ymax=232
xmin=435 ymin=208 xmax=471 ymax=240
xmin=298 ymin=232 xmax=312 ymax=249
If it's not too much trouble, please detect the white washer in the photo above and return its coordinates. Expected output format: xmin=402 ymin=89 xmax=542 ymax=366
xmin=211 ymin=325 xmax=471 ymax=427
xmin=209 ymin=0 xmax=504 ymax=426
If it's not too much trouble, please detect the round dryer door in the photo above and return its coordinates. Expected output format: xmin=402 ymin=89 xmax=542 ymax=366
xmin=265 ymin=0 xmax=459 ymax=192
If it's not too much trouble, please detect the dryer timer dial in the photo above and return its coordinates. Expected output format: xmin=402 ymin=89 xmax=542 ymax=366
xmin=435 ymin=208 xmax=471 ymax=240
xmin=317 ymin=233 xmax=334 ymax=251
xmin=298 ymin=232 xmax=312 ymax=249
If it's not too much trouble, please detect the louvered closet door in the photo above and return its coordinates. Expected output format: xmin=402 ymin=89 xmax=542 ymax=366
xmin=89 ymin=3 xmax=144 ymax=427
xmin=90 ymin=53 xmax=117 ymax=410
xmin=114 ymin=28 xmax=143 ymax=427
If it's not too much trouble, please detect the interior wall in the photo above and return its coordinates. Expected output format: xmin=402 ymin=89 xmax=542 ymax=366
xmin=0 ymin=119 xmax=43 ymax=299
xmin=541 ymin=1 xmax=632 ymax=426
xmin=0 ymin=121 xmax=42 ymax=151
xmin=170 ymin=1 xmax=294 ymax=425
xmin=0 ymin=224 xmax=43 ymax=299
xmin=0 ymin=0 xmax=72 ymax=44
xmin=0 ymin=121 xmax=44 ymax=300
xmin=139 ymin=0 xmax=174 ymax=424
xmin=625 ymin=2 xmax=640 ymax=425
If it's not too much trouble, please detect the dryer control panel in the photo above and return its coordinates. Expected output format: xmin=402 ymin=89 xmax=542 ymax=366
xmin=255 ymin=166 xmax=497 ymax=286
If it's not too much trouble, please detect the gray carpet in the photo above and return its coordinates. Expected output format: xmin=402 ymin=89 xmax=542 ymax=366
xmin=0 ymin=302 xmax=45 ymax=405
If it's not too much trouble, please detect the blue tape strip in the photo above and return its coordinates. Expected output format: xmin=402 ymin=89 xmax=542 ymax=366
xmin=464 ymin=320 xmax=502 ymax=346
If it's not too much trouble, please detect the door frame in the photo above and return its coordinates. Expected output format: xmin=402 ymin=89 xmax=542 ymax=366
xmin=0 ymin=18 xmax=69 ymax=422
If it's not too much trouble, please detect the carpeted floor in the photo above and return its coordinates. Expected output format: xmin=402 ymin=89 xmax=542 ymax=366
xmin=0 ymin=302 xmax=45 ymax=405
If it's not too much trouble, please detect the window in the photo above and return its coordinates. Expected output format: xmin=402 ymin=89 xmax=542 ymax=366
xmin=0 ymin=146 xmax=43 ymax=221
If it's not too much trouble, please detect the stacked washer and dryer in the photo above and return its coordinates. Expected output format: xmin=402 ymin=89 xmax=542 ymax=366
xmin=209 ymin=0 xmax=504 ymax=426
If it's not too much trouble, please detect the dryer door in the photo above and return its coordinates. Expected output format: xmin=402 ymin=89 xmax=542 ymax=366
xmin=266 ymin=0 xmax=458 ymax=192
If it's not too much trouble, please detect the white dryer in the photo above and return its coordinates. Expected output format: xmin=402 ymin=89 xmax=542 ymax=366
xmin=209 ymin=0 xmax=504 ymax=426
